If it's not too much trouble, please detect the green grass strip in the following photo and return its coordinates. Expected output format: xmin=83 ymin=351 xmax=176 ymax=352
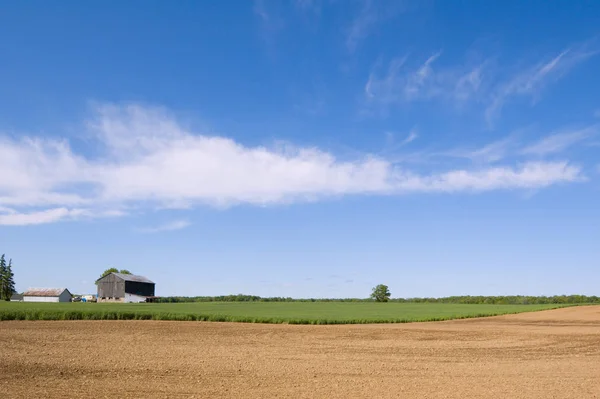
xmin=0 ymin=302 xmax=576 ymax=324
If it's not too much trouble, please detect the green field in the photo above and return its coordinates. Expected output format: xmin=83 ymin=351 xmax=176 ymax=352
xmin=0 ymin=301 xmax=568 ymax=324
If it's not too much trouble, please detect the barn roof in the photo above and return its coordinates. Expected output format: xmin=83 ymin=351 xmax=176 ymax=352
xmin=112 ymin=273 xmax=154 ymax=284
xmin=23 ymin=288 xmax=71 ymax=297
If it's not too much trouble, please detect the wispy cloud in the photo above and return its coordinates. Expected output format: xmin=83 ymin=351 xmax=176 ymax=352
xmin=136 ymin=220 xmax=191 ymax=234
xmin=439 ymin=125 xmax=597 ymax=164
xmin=444 ymin=136 xmax=518 ymax=164
xmin=0 ymin=103 xmax=586 ymax=226
xmin=521 ymin=126 xmax=597 ymax=156
xmin=346 ymin=0 xmax=402 ymax=53
xmin=365 ymin=39 xmax=598 ymax=121
xmin=365 ymin=53 xmax=486 ymax=109
xmin=486 ymin=42 xmax=598 ymax=122
xmin=294 ymin=0 xmax=321 ymax=15
xmin=0 ymin=207 xmax=123 ymax=226
xmin=401 ymin=131 xmax=418 ymax=145
xmin=253 ymin=0 xmax=270 ymax=22
xmin=382 ymin=130 xmax=418 ymax=155
xmin=403 ymin=51 xmax=443 ymax=99
xmin=0 ymin=208 xmax=83 ymax=226
xmin=253 ymin=0 xmax=285 ymax=43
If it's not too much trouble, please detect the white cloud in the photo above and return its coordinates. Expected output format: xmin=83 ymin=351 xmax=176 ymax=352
xmin=0 ymin=207 xmax=124 ymax=226
xmin=0 ymin=208 xmax=85 ymax=226
xmin=521 ymin=126 xmax=597 ymax=155
xmin=396 ymin=161 xmax=582 ymax=192
xmin=136 ymin=220 xmax=191 ymax=234
xmin=0 ymin=104 xmax=586 ymax=226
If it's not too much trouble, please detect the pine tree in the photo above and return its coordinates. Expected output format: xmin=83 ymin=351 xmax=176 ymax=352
xmin=5 ymin=259 xmax=15 ymax=301
xmin=0 ymin=254 xmax=6 ymax=301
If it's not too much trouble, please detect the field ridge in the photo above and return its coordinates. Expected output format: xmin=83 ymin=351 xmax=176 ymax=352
xmin=0 ymin=302 xmax=571 ymax=324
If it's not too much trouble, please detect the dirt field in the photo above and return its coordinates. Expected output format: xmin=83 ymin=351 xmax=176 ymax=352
xmin=1 ymin=306 xmax=600 ymax=398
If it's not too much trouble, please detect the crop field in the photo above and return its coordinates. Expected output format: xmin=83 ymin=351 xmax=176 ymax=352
xmin=1 ymin=306 xmax=600 ymax=398
xmin=0 ymin=301 xmax=566 ymax=323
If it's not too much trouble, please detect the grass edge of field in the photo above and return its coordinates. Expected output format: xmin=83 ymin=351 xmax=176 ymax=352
xmin=0 ymin=304 xmax=578 ymax=324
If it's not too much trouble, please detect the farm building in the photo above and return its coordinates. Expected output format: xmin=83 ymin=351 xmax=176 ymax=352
xmin=96 ymin=273 xmax=155 ymax=303
xmin=23 ymin=288 xmax=72 ymax=302
xmin=10 ymin=293 xmax=23 ymax=302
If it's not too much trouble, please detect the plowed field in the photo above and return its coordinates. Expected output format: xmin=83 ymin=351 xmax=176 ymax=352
xmin=2 ymin=306 xmax=600 ymax=398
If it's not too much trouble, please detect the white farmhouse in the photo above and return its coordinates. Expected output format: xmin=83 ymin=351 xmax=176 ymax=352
xmin=23 ymin=288 xmax=72 ymax=303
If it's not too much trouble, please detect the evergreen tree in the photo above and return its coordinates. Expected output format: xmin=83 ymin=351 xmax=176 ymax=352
xmin=0 ymin=254 xmax=6 ymax=301
xmin=4 ymin=259 xmax=15 ymax=300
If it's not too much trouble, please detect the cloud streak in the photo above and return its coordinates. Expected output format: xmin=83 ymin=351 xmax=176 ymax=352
xmin=365 ymin=39 xmax=597 ymax=120
xmin=346 ymin=0 xmax=402 ymax=53
xmin=486 ymin=43 xmax=598 ymax=122
xmin=438 ymin=125 xmax=597 ymax=165
xmin=135 ymin=220 xmax=191 ymax=234
xmin=0 ymin=103 xmax=586 ymax=226
xmin=365 ymin=53 xmax=485 ymax=109
xmin=521 ymin=126 xmax=597 ymax=156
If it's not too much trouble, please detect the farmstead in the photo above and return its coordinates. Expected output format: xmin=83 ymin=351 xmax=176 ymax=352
xmin=96 ymin=272 xmax=155 ymax=303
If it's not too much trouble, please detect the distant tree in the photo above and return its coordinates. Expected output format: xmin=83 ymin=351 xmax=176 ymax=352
xmin=371 ymin=284 xmax=391 ymax=302
xmin=119 ymin=269 xmax=132 ymax=275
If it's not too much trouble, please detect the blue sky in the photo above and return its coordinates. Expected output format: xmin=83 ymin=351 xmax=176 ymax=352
xmin=1 ymin=1 xmax=599 ymax=298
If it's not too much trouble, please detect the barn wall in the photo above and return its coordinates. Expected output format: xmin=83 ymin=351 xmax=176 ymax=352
xmin=24 ymin=296 xmax=59 ymax=303
xmin=97 ymin=273 xmax=125 ymax=299
xmin=125 ymin=281 xmax=155 ymax=297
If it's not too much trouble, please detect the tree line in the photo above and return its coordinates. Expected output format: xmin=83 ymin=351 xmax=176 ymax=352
xmin=155 ymin=294 xmax=600 ymax=304
xmin=0 ymin=254 xmax=16 ymax=301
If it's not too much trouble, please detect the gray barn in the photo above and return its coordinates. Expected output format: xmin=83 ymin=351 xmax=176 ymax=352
xmin=96 ymin=273 xmax=155 ymax=303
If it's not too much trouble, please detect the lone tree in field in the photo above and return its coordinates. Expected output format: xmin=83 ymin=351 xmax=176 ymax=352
xmin=0 ymin=255 xmax=16 ymax=301
xmin=96 ymin=268 xmax=133 ymax=284
xmin=371 ymin=284 xmax=391 ymax=302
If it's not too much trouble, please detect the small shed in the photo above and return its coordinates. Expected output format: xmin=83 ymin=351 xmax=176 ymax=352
xmin=96 ymin=273 xmax=155 ymax=303
xmin=23 ymin=288 xmax=72 ymax=303
xmin=10 ymin=293 xmax=23 ymax=302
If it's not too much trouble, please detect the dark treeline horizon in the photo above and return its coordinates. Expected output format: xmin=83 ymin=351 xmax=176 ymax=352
xmin=155 ymin=294 xmax=600 ymax=305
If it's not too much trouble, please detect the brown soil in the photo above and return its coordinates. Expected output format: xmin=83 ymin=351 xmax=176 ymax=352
xmin=2 ymin=306 xmax=600 ymax=398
